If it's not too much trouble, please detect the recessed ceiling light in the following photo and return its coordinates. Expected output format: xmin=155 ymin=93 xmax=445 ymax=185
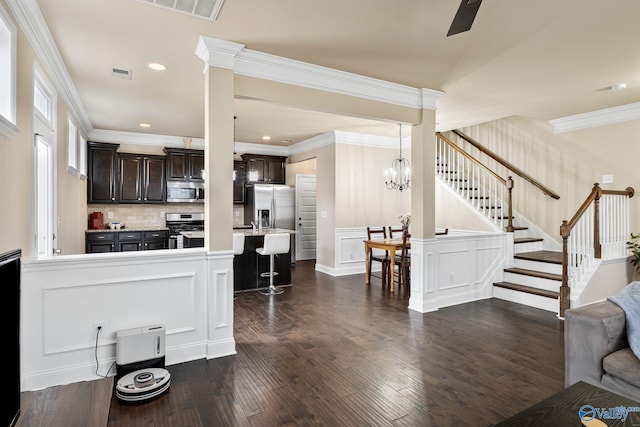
xmin=148 ymin=63 xmax=166 ymax=71
xmin=262 ymin=136 xmax=271 ymax=141
xmin=139 ymin=123 xmax=151 ymax=128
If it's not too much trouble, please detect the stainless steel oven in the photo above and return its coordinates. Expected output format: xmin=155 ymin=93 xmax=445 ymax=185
xmin=166 ymin=213 xmax=204 ymax=248
xmin=166 ymin=182 xmax=204 ymax=203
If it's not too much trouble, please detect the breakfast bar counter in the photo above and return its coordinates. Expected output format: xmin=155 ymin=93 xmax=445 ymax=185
xmin=233 ymin=228 xmax=296 ymax=292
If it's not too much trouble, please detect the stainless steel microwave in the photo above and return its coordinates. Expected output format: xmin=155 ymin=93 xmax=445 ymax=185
xmin=166 ymin=181 xmax=204 ymax=203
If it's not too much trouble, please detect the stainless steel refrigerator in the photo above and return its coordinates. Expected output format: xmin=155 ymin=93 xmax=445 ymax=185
xmin=244 ymin=184 xmax=295 ymax=230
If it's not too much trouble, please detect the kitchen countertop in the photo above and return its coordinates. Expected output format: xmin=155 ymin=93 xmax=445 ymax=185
xmin=86 ymin=227 xmax=168 ymax=233
xmin=180 ymin=228 xmax=296 ymax=238
xmin=234 ymin=228 xmax=297 ymax=236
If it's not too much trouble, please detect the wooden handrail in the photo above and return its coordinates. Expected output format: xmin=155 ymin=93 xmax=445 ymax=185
xmin=559 ymin=183 xmax=635 ymax=317
xmin=437 ymin=132 xmax=514 ymax=232
xmin=451 ymin=129 xmax=561 ymax=200
xmin=436 ymin=133 xmax=506 ymax=185
xmin=561 ymin=185 xmax=635 ymax=235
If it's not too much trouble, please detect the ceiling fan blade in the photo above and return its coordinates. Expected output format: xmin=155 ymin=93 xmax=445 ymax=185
xmin=447 ymin=0 xmax=483 ymax=37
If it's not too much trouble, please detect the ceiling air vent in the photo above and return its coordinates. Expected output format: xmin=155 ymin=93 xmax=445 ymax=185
xmin=112 ymin=68 xmax=132 ymax=80
xmin=134 ymin=0 xmax=226 ymax=21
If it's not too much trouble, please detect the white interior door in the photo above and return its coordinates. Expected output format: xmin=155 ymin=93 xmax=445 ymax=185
xmin=295 ymin=174 xmax=317 ymax=261
xmin=35 ymin=134 xmax=54 ymax=257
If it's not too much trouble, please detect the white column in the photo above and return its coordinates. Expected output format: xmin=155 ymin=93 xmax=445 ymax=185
xmin=409 ymin=91 xmax=439 ymax=313
xmin=196 ymin=37 xmax=244 ymax=358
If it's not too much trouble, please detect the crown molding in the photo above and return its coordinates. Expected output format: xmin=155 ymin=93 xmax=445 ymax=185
xmin=89 ymin=128 xmax=406 ymax=157
xmin=6 ymin=0 xmax=93 ymax=134
xmin=196 ymin=36 xmax=444 ymax=111
xmin=234 ymin=142 xmax=289 ymax=157
xmin=195 ymin=37 xmax=244 ymax=71
xmin=334 ymin=130 xmax=410 ymax=149
xmin=88 ymin=129 xmax=205 ymax=149
xmin=548 ymin=101 xmax=640 ymax=133
xmin=287 ymin=132 xmax=336 ymax=155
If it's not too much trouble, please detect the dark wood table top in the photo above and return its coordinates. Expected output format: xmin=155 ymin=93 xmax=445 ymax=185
xmin=493 ymin=381 xmax=640 ymax=426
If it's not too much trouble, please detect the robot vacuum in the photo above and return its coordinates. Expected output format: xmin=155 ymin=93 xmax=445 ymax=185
xmin=115 ymin=367 xmax=171 ymax=402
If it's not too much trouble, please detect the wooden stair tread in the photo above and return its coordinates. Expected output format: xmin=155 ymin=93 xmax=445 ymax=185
xmin=514 ymin=237 xmax=544 ymax=244
xmin=493 ymin=281 xmax=559 ymax=299
xmin=503 ymin=267 xmax=562 ymax=281
xmin=514 ymin=250 xmax=563 ymax=265
xmin=512 ymin=226 xmax=528 ymax=231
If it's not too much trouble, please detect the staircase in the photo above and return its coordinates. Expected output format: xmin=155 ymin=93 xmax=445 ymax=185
xmin=493 ymin=240 xmax=563 ymax=313
xmin=436 ymin=131 xmax=634 ymax=318
xmin=436 ymin=131 xmax=564 ymax=314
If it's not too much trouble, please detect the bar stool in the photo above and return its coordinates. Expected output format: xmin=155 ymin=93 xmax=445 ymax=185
xmin=233 ymin=233 xmax=245 ymax=300
xmin=257 ymin=233 xmax=290 ymax=296
xmin=233 ymin=233 xmax=245 ymax=255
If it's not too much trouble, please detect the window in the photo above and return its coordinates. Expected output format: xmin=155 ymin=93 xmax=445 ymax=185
xmin=67 ymin=116 xmax=78 ymax=175
xmin=33 ymin=65 xmax=55 ymax=130
xmin=0 ymin=3 xmax=17 ymax=138
xmin=78 ymin=134 xmax=87 ymax=180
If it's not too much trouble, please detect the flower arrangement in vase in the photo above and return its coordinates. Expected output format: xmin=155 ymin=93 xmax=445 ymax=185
xmin=398 ymin=212 xmax=411 ymax=232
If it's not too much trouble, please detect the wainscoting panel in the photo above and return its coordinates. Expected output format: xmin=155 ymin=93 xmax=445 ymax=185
xmin=438 ymin=249 xmax=472 ymax=290
xmin=42 ymin=272 xmax=198 ymax=355
xmin=20 ymin=249 xmax=227 ymax=391
xmin=408 ymin=232 xmax=509 ymax=313
xmin=331 ymin=228 xmax=509 ymax=313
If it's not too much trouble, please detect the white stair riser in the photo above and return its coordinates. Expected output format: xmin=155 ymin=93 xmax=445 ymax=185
xmin=513 ymin=258 xmax=562 ymax=275
xmin=513 ymin=229 xmax=531 ymax=239
xmin=514 ymin=241 xmax=544 ymax=253
xmin=503 ymin=272 xmax=561 ymax=292
xmin=493 ymin=287 xmax=558 ymax=313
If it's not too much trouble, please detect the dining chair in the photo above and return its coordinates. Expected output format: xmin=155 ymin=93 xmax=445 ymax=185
xmin=366 ymin=226 xmax=389 ymax=284
xmin=388 ymin=229 xmax=411 ymax=291
xmin=388 ymin=225 xmax=405 ymax=238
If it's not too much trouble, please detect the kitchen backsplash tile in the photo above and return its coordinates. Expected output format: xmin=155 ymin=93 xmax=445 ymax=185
xmin=87 ymin=204 xmax=203 ymax=229
xmin=87 ymin=204 xmax=245 ymax=229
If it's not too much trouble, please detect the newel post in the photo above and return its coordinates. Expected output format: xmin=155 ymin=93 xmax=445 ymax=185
xmin=505 ymin=176 xmax=514 ymax=232
xmin=593 ymin=183 xmax=602 ymax=259
xmin=559 ymin=220 xmax=571 ymax=318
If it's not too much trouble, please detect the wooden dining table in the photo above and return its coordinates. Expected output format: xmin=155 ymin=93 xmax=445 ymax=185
xmin=363 ymin=237 xmax=410 ymax=292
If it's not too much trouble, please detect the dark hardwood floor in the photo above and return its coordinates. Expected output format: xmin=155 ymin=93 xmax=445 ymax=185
xmin=18 ymin=260 xmax=565 ymax=427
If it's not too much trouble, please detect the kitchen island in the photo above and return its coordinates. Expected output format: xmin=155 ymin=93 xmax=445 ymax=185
xmin=233 ymin=228 xmax=296 ymax=292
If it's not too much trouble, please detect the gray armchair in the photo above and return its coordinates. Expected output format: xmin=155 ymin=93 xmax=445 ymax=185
xmin=565 ymin=300 xmax=640 ymax=401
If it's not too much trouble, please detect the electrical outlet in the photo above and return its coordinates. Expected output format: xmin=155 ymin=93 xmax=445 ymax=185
xmin=94 ymin=321 xmax=106 ymax=332
xmin=107 ymin=211 xmax=114 ymax=219
xmin=160 ymin=211 xmax=165 ymax=218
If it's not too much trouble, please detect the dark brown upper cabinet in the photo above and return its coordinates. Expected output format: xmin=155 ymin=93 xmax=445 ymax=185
xmin=241 ymin=154 xmax=287 ymax=184
xmin=87 ymin=142 xmax=119 ymax=204
xmin=164 ymin=148 xmax=205 ymax=182
xmin=118 ymin=154 xmax=166 ymax=204
xmin=233 ymin=160 xmax=246 ymax=204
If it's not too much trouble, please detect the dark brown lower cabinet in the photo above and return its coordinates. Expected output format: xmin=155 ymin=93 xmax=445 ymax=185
xmin=85 ymin=232 xmax=117 ymax=253
xmin=86 ymin=230 xmax=168 ymax=253
xmin=117 ymin=231 xmax=143 ymax=252
xmin=144 ymin=230 xmax=169 ymax=250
